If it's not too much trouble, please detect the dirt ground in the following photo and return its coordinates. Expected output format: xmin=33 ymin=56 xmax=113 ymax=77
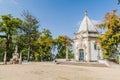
xmin=0 ymin=62 xmax=120 ymax=80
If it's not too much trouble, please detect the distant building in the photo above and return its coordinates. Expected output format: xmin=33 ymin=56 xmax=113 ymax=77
xmin=73 ymin=11 xmax=103 ymax=62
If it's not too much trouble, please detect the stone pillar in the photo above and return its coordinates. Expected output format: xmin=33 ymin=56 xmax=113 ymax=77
xmin=27 ymin=46 xmax=30 ymax=61
xmin=66 ymin=46 xmax=69 ymax=61
xmin=3 ymin=51 xmax=7 ymax=64
xmin=19 ymin=52 xmax=22 ymax=64
xmin=74 ymin=48 xmax=78 ymax=61
xmin=86 ymin=39 xmax=90 ymax=62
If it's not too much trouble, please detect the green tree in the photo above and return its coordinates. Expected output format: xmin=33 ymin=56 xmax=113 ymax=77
xmin=0 ymin=38 xmax=6 ymax=61
xmin=0 ymin=14 xmax=22 ymax=63
xmin=12 ymin=34 xmax=28 ymax=60
xmin=21 ymin=11 xmax=40 ymax=61
xmin=97 ymin=11 xmax=120 ymax=58
xmin=54 ymin=35 xmax=73 ymax=59
xmin=34 ymin=28 xmax=53 ymax=61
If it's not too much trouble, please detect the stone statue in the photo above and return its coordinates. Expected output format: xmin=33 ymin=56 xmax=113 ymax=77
xmin=10 ymin=45 xmax=19 ymax=64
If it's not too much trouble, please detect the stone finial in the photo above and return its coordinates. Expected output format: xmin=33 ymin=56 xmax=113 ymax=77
xmin=85 ymin=10 xmax=88 ymax=16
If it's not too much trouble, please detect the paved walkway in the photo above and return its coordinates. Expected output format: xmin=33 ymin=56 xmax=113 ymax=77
xmin=0 ymin=62 xmax=120 ymax=80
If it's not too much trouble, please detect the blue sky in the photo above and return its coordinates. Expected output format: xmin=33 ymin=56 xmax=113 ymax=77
xmin=0 ymin=0 xmax=119 ymax=38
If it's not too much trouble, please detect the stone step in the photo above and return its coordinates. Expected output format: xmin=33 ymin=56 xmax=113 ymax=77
xmin=56 ymin=62 xmax=108 ymax=67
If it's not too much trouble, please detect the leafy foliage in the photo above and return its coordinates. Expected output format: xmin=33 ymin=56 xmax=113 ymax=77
xmin=21 ymin=11 xmax=40 ymax=61
xmin=0 ymin=11 xmax=74 ymax=62
xmin=34 ymin=28 xmax=53 ymax=61
xmin=0 ymin=14 xmax=22 ymax=61
xmin=97 ymin=11 xmax=120 ymax=57
xmin=0 ymin=38 xmax=6 ymax=61
xmin=54 ymin=35 xmax=73 ymax=59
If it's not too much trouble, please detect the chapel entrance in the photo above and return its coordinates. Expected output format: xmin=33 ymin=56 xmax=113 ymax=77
xmin=79 ymin=49 xmax=84 ymax=61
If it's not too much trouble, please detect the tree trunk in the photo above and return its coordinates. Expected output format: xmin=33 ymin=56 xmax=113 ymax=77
xmin=27 ymin=46 xmax=30 ymax=61
xmin=3 ymin=51 xmax=7 ymax=64
xmin=4 ymin=36 xmax=9 ymax=64
xmin=5 ymin=34 xmax=11 ymax=62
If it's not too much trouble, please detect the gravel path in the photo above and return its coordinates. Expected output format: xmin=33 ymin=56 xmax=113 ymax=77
xmin=0 ymin=62 xmax=119 ymax=80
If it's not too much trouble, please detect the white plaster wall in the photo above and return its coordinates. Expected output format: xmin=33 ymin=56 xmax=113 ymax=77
xmin=74 ymin=35 xmax=103 ymax=62
xmin=90 ymin=40 xmax=98 ymax=61
xmin=83 ymin=39 xmax=89 ymax=61
xmin=74 ymin=40 xmax=79 ymax=61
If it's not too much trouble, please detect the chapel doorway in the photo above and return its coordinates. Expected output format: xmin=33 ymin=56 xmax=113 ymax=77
xmin=79 ymin=49 xmax=84 ymax=61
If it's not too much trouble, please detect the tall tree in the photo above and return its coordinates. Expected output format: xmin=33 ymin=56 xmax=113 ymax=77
xmin=34 ymin=28 xmax=53 ymax=61
xmin=0 ymin=14 xmax=22 ymax=63
xmin=97 ymin=11 xmax=120 ymax=58
xmin=0 ymin=38 xmax=6 ymax=61
xmin=54 ymin=35 xmax=73 ymax=59
xmin=21 ymin=11 xmax=40 ymax=61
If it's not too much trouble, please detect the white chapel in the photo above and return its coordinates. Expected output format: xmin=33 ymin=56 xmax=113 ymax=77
xmin=74 ymin=11 xmax=103 ymax=62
